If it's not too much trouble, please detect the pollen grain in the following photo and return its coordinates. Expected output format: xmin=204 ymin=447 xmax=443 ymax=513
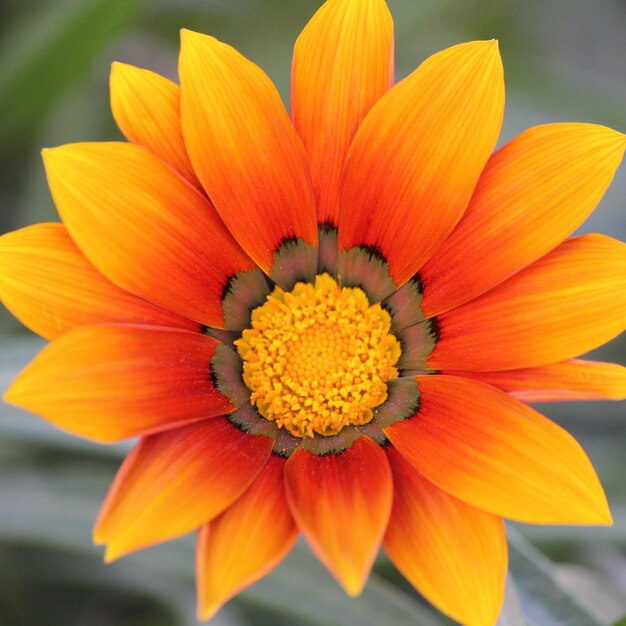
xmin=235 ymin=274 xmax=401 ymax=438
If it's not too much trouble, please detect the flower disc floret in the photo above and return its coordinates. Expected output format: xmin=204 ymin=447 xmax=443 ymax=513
xmin=235 ymin=273 xmax=401 ymax=438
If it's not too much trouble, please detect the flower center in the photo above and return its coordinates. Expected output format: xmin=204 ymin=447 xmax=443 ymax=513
xmin=235 ymin=273 xmax=401 ymax=438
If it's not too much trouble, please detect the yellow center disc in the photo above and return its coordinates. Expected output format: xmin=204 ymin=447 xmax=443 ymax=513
xmin=235 ymin=273 xmax=401 ymax=438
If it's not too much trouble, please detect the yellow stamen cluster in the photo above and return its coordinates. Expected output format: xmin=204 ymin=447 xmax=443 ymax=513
xmin=235 ymin=274 xmax=401 ymax=438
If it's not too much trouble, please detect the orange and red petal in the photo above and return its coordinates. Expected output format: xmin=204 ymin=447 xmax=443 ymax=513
xmin=338 ymin=40 xmax=504 ymax=288
xmin=429 ymin=234 xmax=626 ymax=371
xmin=43 ymin=142 xmax=258 ymax=329
xmin=196 ymin=455 xmax=297 ymax=620
xmin=179 ymin=30 xmax=317 ymax=278
xmin=291 ymin=0 xmax=393 ymax=225
xmin=4 ymin=325 xmax=234 ymax=442
xmin=385 ymin=375 xmax=611 ymax=525
xmin=94 ymin=417 xmax=273 ymax=561
xmin=448 ymin=359 xmax=626 ymax=402
xmin=110 ymin=62 xmax=202 ymax=187
xmin=384 ymin=448 xmax=507 ymax=626
xmin=284 ymin=437 xmax=392 ymax=596
xmin=0 ymin=223 xmax=196 ymax=340
xmin=420 ymin=123 xmax=626 ymax=317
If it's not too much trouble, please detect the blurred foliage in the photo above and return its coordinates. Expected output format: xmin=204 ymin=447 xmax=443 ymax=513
xmin=1 ymin=1 xmax=625 ymax=625
xmin=0 ymin=0 xmax=145 ymax=146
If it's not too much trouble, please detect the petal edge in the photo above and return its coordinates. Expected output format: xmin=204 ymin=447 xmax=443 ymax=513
xmin=385 ymin=375 xmax=612 ymax=525
xmin=338 ymin=40 xmax=504 ymax=287
xmin=284 ymin=437 xmax=392 ymax=596
xmin=4 ymin=325 xmax=233 ymax=442
xmin=94 ymin=418 xmax=273 ymax=560
xmin=385 ymin=447 xmax=507 ymax=626
xmin=179 ymin=30 xmax=317 ymax=277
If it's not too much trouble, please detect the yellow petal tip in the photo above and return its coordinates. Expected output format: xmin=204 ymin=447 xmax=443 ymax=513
xmin=2 ymin=387 xmax=16 ymax=405
xmin=339 ymin=574 xmax=366 ymax=598
xmin=614 ymin=131 xmax=626 ymax=148
xmin=597 ymin=506 xmax=613 ymax=527
xmin=40 ymin=145 xmax=64 ymax=165
xmin=92 ymin=526 xmax=104 ymax=544
xmin=344 ymin=587 xmax=362 ymax=598
xmin=581 ymin=493 xmax=613 ymax=526
xmin=590 ymin=125 xmax=626 ymax=150
xmin=102 ymin=544 xmax=125 ymax=564
xmin=180 ymin=28 xmax=206 ymax=43
xmin=109 ymin=61 xmax=143 ymax=90
xmin=197 ymin=601 xmax=223 ymax=623
xmin=180 ymin=28 xmax=221 ymax=54
xmin=469 ymin=38 xmax=499 ymax=51
xmin=450 ymin=39 xmax=502 ymax=75
xmin=110 ymin=61 xmax=128 ymax=77
xmin=94 ymin=527 xmax=127 ymax=563
xmin=41 ymin=142 xmax=103 ymax=172
xmin=483 ymin=38 xmax=501 ymax=59
xmin=2 ymin=377 xmax=26 ymax=407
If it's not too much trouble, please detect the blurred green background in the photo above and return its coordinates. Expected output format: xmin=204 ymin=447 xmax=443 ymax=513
xmin=1 ymin=1 xmax=625 ymax=625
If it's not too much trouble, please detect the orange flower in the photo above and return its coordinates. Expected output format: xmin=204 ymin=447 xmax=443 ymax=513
xmin=1 ymin=1 xmax=625 ymax=624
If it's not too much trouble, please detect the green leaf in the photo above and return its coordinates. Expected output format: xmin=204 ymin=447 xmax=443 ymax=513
xmin=0 ymin=0 xmax=145 ymax=145
xmin=507 ymin=528 xmax=606 ymax=626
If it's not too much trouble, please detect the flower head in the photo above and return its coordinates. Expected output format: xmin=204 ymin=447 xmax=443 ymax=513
xmin=2 ymin=0 xmax=626 ymax=624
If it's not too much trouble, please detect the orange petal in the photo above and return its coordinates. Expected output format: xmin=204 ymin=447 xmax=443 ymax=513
xmin=43 ymin=142 xmax=260 ymax=329
xmin=94 ymin=417 xmax=273 ymax=560
xmin=384 ymin=448 xmax=507 ymax=626
xmin=429 ymin=234 xmax=626 ymax=371
xmin=179 ymin=30 xmax=317 ymax=277
xmin=284 ymin=437 xmax=392 ymax=596
xmin=196 ymin=455 xmax=297 ymax=620
xmin=4 ymin=325 xmax=234 ymax=442
xmin=446 ymin=359 xmax=626 ymax=402
xmin=338 ymin=40 xmax=504 ymax=287
xmin=0 ymin=223 xmax=196 ymax=339
xmin=291 ymin=0 xmax=393 ymax=225
xmin=420 ymin=123 xmax=626 ymax=317
xmin=110 ymin=62 xmax=201 ymax=187
xmin=386 ymin=375 xmax=612 ymax=525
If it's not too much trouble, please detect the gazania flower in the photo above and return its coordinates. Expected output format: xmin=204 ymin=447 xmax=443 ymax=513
xmin=1 ymin=0 xmax=625 ymax=624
